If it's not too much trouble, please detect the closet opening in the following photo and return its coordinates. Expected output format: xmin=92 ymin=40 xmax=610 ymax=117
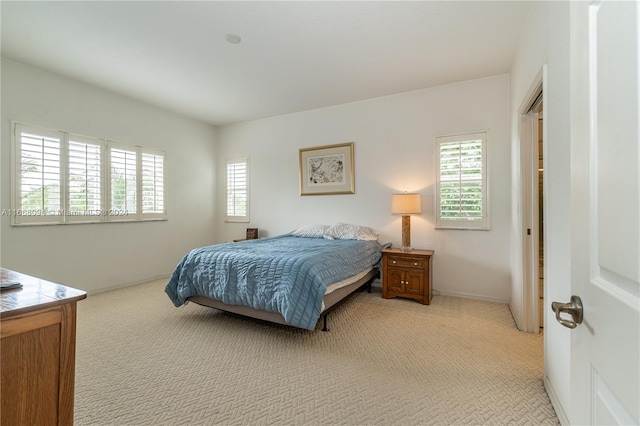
xmin=521 ymin=85 xmax=545 ymax=334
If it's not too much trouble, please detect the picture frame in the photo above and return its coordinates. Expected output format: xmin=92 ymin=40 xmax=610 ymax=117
xmin=299 ymin=142 xmax=355 ymax=195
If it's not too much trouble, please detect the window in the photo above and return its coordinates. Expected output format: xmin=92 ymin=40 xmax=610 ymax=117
xmin=10 ymin=122 xmax=166 ymax=225
xmin=225 ymin=157 xmax=249 ymax=222
xmin=435 ymin=131 xmax=489 ymax=230
xmin=14 ymin=124 xmax=63 ymax=224
xmin=109 ymin=143 xmax=138 ymax=218
xmin=68 ymin=135 xmax=102 ymax=222
xmin=141 ymin=150 xmax=165 ymax=216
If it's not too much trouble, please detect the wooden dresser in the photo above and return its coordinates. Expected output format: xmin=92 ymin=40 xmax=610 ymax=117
xmin=1 ymin=268 xmax=87 ymax=426
xmin=382 ymin=248 xmax=434 ymax=305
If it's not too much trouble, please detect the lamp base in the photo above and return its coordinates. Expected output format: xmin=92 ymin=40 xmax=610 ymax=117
xmin=401 ymin=215 xmax=412 ymax=252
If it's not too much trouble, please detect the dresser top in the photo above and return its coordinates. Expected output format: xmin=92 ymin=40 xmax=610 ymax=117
xmin=1 ymin=268 xmax=87 ymax=318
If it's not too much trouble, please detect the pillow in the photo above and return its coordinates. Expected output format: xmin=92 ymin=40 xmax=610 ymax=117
xmin=323 ymin=223 xmax=378 ymax=241
xmin=291 ymin=224 xmax=330 ymax=238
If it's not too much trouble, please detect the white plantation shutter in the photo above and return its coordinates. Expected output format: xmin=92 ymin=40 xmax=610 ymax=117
xmin=108 ymin=143 xmax=166 ymax=221
xmin=13 ymin=124 xmax=63 ymax=224
xmin=141 ymin=149 xmax=166 ymax=218
xmin=67 ymin=135 xmax=102 ymax=221
xmin=109 ymin=144 xmax=137 ymax=217
xmin=11 ymin=122 xmax=166 ymax=225
xmin=436 ymin=132 xmax=489 ymax=230
xmin=225 ymin=157 xmax=249 ymax=222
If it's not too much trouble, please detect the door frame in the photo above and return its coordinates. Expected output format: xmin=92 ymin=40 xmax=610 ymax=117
xmin=517 ymin=67 xmax=547 ymax=334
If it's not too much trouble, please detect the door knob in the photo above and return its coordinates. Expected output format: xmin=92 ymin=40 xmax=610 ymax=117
xmin=551 ymin=295 xmax=583 ymax=329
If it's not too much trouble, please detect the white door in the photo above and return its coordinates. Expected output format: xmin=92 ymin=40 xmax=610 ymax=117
xmin=565 ymin=1 xmax=640 ymax=424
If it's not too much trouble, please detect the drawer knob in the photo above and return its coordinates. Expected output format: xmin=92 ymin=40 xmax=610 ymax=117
xmin=392 ymin=260 xmax=396 ymax=264
xmin=414 ymin=262 xmax=418 ymax=266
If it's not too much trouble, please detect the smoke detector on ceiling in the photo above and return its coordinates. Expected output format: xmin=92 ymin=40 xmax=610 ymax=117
xmin=225 ymin=34 xmax=242 ymax=44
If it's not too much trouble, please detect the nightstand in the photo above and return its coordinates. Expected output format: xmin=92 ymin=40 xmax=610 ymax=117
xmin=234 ymin=228 xmax=259 ymax=242
xmin=381 ymin=248 xmax=434 ymax=305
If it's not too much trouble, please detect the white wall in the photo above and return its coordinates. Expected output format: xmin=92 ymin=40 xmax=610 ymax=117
xmin=509 ymin=2 xmax=571 ymax=423
xmin=1 ymin=59 xmax=217 ymax=293
xmin=216 ymin=75 xmax=512 ymax=303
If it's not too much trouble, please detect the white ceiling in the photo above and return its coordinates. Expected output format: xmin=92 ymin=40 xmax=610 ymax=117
xmin=1 ymin=1 xmax=531 ymax=126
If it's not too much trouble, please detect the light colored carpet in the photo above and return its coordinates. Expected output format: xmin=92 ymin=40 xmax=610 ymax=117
xmin=74 ymin=279 xmax=558 ymax=425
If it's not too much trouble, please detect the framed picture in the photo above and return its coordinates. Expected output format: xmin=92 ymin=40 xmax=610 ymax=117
xmin=299 ymin=142 xmax=355 ymax=195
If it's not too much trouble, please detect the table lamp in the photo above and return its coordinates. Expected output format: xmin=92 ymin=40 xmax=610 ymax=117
xmin=391 ymin=193 xmax=422 ymax=251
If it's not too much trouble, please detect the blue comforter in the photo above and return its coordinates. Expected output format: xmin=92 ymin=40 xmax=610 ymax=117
xmin=165 ymin=234 xmax=383 ymax=330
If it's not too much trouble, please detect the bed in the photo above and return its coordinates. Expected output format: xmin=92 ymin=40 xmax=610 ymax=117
xmin=165 ymin=224 xmax=386 ymax=331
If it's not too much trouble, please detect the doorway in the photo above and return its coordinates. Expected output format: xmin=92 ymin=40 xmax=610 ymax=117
xmin=535 ymin=104 xmax=544 ymax=329
xmin=520 ymin=81 xmax=545 ymax=334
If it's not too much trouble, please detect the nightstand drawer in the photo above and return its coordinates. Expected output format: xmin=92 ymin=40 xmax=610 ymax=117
xmin=386 ymin=255 xmax=426 ymax=269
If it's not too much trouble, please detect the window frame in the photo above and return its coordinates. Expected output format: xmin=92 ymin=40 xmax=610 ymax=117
xmin=435 ymin=131 xmax=490 ymax=230
xmin=10 ymin=121 xmax=166 ymax=226
xmin=225 ymin=157 xmax=250 ymax=223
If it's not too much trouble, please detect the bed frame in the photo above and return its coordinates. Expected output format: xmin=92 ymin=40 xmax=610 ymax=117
xmin=187 ymin=267 xmax=379 ymax=331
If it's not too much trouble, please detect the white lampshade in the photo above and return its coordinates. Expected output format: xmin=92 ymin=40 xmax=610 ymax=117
xmin=391 ymin=193 xmax=422 ymax=214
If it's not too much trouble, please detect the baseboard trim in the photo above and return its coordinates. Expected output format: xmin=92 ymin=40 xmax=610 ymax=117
xmin=544 ymin=375 xmax=569 ymax=425
xmin=87 ymin=274 xmax=172 ymax=296
xmin=434 ymin=289 xmax=509 ymax=304
xmin=509 ymin=299 xmax=523 ymax=330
